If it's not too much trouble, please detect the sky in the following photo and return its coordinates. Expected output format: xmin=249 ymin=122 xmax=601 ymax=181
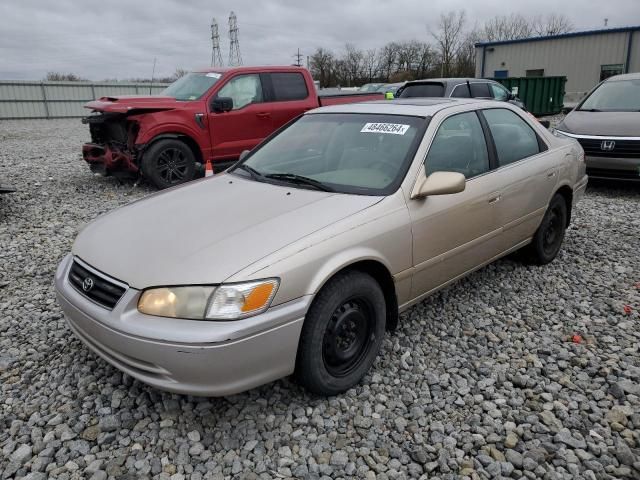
xmin=0 ymin=0 xmax=638 ymax=80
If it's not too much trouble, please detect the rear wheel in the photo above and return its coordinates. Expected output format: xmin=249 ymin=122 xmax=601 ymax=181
xmin=524 ymin=194 xmax=568 ymax=265
xmin=295 ymin=271 xmax=386 ymax=396
xmin=142 ymin=139 xmax=196 ymax=189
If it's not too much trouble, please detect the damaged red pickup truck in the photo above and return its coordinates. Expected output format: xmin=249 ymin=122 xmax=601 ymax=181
xmin=82 ymin=66 xmax=383 ymax=189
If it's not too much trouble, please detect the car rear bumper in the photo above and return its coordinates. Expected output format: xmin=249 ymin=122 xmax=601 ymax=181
xmin=55 ymin=254 xmax=309 ymax=396
xmin=585 ymin=155 xmax=640 ymax=181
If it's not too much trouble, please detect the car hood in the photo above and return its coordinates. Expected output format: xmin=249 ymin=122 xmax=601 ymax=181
xmin=72 ymin=175 xmax=382 ymax=289
xmin=559 ymin=110 xmax=640 ymax=137
xmin=84 ymin=95 xmax=182 ymax=114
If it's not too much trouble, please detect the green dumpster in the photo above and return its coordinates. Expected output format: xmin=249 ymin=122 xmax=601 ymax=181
xmin=490 ymin=76 xmax=567 ymax=116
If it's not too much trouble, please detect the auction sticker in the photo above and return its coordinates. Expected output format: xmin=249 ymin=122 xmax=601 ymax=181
xmin=361 ymin=123 xmax=410 ymax=135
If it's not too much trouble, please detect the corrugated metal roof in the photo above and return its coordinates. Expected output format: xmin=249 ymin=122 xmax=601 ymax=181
xmin=475 ymin=25 xmax=640 ymax=48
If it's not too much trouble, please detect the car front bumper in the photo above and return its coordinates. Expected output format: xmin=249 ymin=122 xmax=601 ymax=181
xmin=585 ymin=156 xmax=640 ymax=181
xmin=55 ymin=254 xmax=310 ymax=396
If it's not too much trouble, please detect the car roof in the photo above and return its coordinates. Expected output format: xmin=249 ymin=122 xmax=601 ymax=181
xmin=605 ymin=72 xmax=640 ymax=82
xmin=405 ymin=78 xmax=495 ymax=85
xmin=194 ymin=65 xmax=308 ymax=74
xmin=311 ymin=98 xmax=506 ymax=116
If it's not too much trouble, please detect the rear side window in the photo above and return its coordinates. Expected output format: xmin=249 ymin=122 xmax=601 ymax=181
xmin=270 ymin=72 xmax=309 ymax=101
xmin=425 ymin=112 xmax=490 ymax=179
xmin=483 ymin=109 xmax=540 ymax=166
xmin=451 ymin=85 xmax=471 ymax=98
xmin=470 ymin=83 xmax=491 ymax=98
xmin=399 ymin=83 xmax=445 ymax=98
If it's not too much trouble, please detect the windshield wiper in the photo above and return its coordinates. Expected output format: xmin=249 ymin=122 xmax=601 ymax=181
xmin=235 ymin=164 xmax=264 ymax=180
xmin=265 ymin=173 xmax=334 ymax=192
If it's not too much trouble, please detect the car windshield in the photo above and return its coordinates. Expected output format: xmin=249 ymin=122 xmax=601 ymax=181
xmin=231 ymin=113 xmax=427 ymax=195
xmin=360 ymin=83 xmax=383 ymax=92
xmin=579 ymin=79 xmax=640 ymax=111
xmin=161 ymin=72 xmax=221 ymax=101
xmin=399 ymin=83 xmax=446 ymax=98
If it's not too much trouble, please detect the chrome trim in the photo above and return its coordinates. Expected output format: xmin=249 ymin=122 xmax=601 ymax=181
xmin=554 ymin=130 xmax=640 ymax=141
xmin=73 ymin=256 xmax=129 ymax=290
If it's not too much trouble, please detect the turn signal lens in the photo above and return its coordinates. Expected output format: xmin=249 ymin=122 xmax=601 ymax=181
xmin=206 ymin=279 xmax=279 ymax=320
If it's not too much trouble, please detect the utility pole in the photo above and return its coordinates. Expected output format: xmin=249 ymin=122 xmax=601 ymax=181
xmin=211 ymin=18 xmax=224 ymax=67
xmin=293 ymin=48 xmax=303 ymax=67
xmin=228 ymin=11 xmax=242 ymax=66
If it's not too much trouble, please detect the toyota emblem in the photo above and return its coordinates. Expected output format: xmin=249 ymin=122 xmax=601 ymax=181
xmin=82 ymin=277 xmax=94 ymax=292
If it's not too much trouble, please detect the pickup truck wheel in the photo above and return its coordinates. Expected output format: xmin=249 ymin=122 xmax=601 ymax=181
xmin=142 ymin=139 xmax=196 ymax=189
xmin=295 ymin=271 xmax=386 ymax=396
xmin=524 ymin=194 xmax=568 ymax=265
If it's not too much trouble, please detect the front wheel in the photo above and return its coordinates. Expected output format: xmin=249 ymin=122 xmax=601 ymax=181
xmin=142 ymin=139 xmax=196 ymax=189
xmin=524 ymin=194 xmax=568 ymax=265
xmin=295 ymin=271 xmax=386 ymax=396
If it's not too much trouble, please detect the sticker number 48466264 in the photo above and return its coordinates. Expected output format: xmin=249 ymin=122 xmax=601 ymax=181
xmin=360 ymin=123 xmax=410 ymax=135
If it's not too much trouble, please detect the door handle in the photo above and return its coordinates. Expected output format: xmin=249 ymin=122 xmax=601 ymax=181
xmin=547 ymin=171 xmax=557 ymax=178
xmin=256 ymin=112 xmax=271 ymax=118
xmin=488 ymin=195 xmax=501 ymax=205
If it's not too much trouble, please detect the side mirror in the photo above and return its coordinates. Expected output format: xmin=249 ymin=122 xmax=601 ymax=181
xmin=411 ymin=171 xmax=466 ymax=199
xmin=212 ymin=96 xmax=233 ymax=113
xmin=239 ymin=150 xmax=250 ymax=161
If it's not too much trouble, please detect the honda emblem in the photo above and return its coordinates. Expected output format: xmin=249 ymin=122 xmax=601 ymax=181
xmin=601 ymin=140 xmax=615 ymax=151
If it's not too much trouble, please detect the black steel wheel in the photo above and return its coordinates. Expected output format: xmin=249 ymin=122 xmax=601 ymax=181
xmin=296 ymin=271 xmax=386 ymax=396
xmin=524 ymin=194 xmax=568 ymax=265
xmin=142 ymin=139 xmax=196 ymax=189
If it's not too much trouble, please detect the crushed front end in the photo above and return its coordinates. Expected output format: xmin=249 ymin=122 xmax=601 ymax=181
xmin=82 ymin=112 xmax=140 ymax=177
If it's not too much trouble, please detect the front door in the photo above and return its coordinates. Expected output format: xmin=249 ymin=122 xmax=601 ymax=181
xmin=408 ymin=111 xmax=504 ymax=299
xmin=208 ymin=74 xmax=273 ymax=160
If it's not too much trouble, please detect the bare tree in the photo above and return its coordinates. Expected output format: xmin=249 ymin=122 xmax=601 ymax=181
xmin=481 ymin=14 xmax=533 ymax=41
xmin=456 ymin=29 xmax=483 ymax=77
xmin=362 ymin=49 xmax=380 ymax=82
xmin=532 ymin=14 xmax=573 ymax=36
xmin=173 ymin=68 xmax=189 ymax=79
xmin=45 ymin=72 xmax=87 ymax=81
xmin=343 ymin=43 xmax=364 ymax=86
xmin=377 ymin=42 xmax=399 ymax=82
xmin=431 ymin=10 xmax=467 ymax=77
xmin=309 ymin=47 xmax=335 ymax=88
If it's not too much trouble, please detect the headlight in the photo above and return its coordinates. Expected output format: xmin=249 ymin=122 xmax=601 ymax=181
xmin=137 ymin=279 xmax=279 ymax=320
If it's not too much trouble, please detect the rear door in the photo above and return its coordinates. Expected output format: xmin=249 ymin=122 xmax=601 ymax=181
xmin=263 ymin=72 xmax=313 ymax=130
xmin=408 ymin=110 xmax=503 ymax=298
xmin=479 ymin=107 xmax=559 ymax=250
xmin=208 ymin=73 xmax=274 ymax=159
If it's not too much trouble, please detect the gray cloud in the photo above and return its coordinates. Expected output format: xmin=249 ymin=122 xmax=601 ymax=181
xmin=0 ymin=0 xmax=638 ymax=80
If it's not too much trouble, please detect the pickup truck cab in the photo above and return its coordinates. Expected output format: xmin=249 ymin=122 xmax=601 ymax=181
xmin=82 ymin=66 xmax=383 ymax=188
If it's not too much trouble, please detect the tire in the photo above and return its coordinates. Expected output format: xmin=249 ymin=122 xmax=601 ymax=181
xmin=141 ymin=139 xmax=196 ymax=189
xmin=524 ymin=194 xmax=568 ymax=265
xmin=295 ymin=271 xmax=386 ymax=396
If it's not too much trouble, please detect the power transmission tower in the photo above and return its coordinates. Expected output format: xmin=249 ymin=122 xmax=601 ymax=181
xmin=293 ymin=48 xmax=303 ymax=67
xmin=228 ymin=11 xmax=242 ymax=66
xmin=210 ymin=18 xmax=224 ymax=67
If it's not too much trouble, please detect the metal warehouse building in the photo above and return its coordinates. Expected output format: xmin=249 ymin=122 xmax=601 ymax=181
xmin=475 ymin=25 xmax=640 ymax=104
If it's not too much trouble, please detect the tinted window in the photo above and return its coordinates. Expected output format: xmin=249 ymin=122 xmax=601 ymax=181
xmin=490 ymin=83 xmax=509 ymax=101
xmin=425 ymin=112 xmax=490 ymax=178
xmin=270 ymin=72 xmax=309 ymax=101
xmin=470 ymin=83 xmax=491 ymax=98
xmin=237 ymin=114 xmax=426 ymax=195
xmin=217 ymin=74 xmax=263 ymax=110
xmin=451 ymin=85 xmax=471 ymax=98
xmin=483 ymin=109 xmax=540 ymax=166
xmin=399 ymin=83 xmax=445 ymax=98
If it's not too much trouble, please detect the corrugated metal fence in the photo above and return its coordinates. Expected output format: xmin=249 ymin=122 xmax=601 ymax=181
xmin=0 ymin=81 xmax=171 ymax=120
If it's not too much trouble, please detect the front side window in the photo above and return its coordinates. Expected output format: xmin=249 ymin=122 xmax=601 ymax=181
xmin=216 ymin=74 xmax=263 ymax=110
xmin=490 ymin=83 xmax=509 ymax=101
xmin=270 ymin=72 xmax=308 ymax=101
xmin=579 ymin=78 xmax=640 ymax=111
xmin=483 ymin=108 xmax=540 ymax=166
xmin=233 ymin=113 xmax=427 ymax=195
xmin=425 ymin=111 xmax=489 ymax=178
xmin=162 ymin=72 xmax=220 ymax=101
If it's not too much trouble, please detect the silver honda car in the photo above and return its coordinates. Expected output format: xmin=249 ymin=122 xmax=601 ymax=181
xmin=55 ymin=98 xmax=587 ymax=396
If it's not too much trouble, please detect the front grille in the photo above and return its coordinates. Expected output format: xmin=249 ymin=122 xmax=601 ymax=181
xmin=577 ymin=138 xmax=640 ymax=158
xmin=68 ymin=259 xmax=127 ymax=309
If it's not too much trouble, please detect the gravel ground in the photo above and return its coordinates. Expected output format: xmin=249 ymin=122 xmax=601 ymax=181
xmin=1 ymin=118 xmax=639 ymax=480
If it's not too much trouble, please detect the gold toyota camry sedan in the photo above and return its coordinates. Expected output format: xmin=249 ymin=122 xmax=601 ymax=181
xmin=55 ymin=99 xmax=587 ymax=396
